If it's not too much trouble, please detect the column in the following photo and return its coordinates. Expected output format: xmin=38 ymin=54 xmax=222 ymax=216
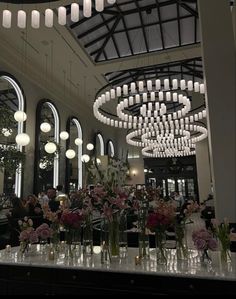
xmin=198 ymin=0 xmax=236 ymax=221
xmin=195 ymin=139 xmax=212 ymax=203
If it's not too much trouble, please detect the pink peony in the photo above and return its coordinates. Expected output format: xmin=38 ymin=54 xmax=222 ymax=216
xmin=194 ymin=238 xmax=207 ymax=250
xmin=208 ymin=238 xmax=218 ymax=251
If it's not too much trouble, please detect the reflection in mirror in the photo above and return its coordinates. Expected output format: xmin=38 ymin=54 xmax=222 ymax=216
xmin=95 ymin=133 xmax=104 ymax=157
xmin=36 ymin=101 xmax=59 ymax=194
xmin=66 ymin=117 xmax=83 ymax=193
xmin=0 ymin=75 xmax=25 ymax=198
xmin=107 ymin=140 xmax=115 ymax=158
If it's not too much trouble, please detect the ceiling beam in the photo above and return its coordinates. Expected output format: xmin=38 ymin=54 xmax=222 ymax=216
xmin=96 ymin=43 xmax=202 ymax=74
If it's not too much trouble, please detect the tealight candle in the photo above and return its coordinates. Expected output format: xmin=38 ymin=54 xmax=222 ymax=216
xmin=135 ymin=255 xmax=141 ymax=265
xmin=5 ymin=244 xmax=11 ymax=254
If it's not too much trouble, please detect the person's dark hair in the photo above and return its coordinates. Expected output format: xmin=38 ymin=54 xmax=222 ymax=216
xmin=11 ymin=197 xmax=24 ymax=209
xmin=47 ymin=186 xmax=56 ymax=192
xmin=56 ymin=185 xmax=63 ymax=192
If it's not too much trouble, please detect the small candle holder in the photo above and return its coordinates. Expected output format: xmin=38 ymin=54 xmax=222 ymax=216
xmin=5 ymin=244 xmax=11 ymax=254
xmin=135 ymin=255 xmax=141 ymax=265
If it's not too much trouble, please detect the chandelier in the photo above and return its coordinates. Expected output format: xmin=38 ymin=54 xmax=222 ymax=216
xmin=93 ymin=78 xmax=208 ymax=158
xmin=1 ymin=0 xmax=116 ymax=29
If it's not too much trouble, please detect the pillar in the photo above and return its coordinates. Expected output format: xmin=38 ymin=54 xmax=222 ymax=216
xmin=195 ymin=139 xmax=212 ymax=203
xmin=198 ymin=0 xmax=236 ymax=221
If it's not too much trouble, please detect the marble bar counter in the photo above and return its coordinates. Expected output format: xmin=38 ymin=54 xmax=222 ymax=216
xmin=0 ymin=246 xmax=235 ymax=295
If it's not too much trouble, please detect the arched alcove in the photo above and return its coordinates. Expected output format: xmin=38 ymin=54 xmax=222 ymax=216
xmin=65 ymin=117 xmax=83 ymax=193
xmin=0 ymin=73 xmax=26 ymax=198
xmin=107 ymin=140 xmax=115 ymax=158
xmin=34 ymin=100 xmax=60 ymax=194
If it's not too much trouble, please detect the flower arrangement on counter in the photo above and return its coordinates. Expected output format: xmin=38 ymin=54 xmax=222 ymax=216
xmin=211 ymin=218 xmax=232 ymax=262
xmin=36 ymin=223 xmax=53 ymax=241
xmin=192 ymin=228 xmax=218 ymax=251
xmin=18 ymin=217 xmax=38 ymax=253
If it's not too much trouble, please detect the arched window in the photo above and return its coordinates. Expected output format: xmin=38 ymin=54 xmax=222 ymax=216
xmin=0 ymin=74 xmax=26 ymax=197
xmin=96 ymin=133 xmax=105 ymax=156
xmin=34 ymin=100 xmax=60 ymax=194
xmin=107 ymin=140 xmax=115 ymax=158
xmin=66 ymin=117 xmax=83 ymax=192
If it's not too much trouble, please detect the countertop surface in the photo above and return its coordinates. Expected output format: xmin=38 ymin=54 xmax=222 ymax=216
xmin=0 ymin=245 xmax=235 ymax=281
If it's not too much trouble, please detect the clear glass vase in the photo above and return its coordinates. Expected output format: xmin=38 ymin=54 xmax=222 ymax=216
xmin=39 ymin=238 xmax=48 ymax=255
xmin=138 ymin=207 xmax=149 ymax=259
xmin=119 ymin=210 xmax=128 ymax=257
xmin=50 ymin=223 xmax=60 ymax=252
xmin=83 ymin=215 xmax=93 ymax=256
xmin=155 ymin=231 xmax=167 ymax=265
xmin=200 ymin=249 xmax=212 ymax=264
xmin=100 ymin=218 xmax=110 ymax=264
xmin=108 ymin=212 xmax=120 ymax=259
xmin=175 ymin=224 xmax=188 ymax=260
xmin=66 ymin=228 xmax=81 ymax=258
xmin=220 ymin=243 xmax=231 ymax=263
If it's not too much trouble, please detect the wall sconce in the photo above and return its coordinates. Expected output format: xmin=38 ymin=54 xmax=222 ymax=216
xmin=132 ymin=170 xmax=137 ymax=177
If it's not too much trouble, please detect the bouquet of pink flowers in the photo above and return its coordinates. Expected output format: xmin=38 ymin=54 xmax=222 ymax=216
xmin=147 ymin=201 xmax=176 ymax=233
xmin=36 ymin=223 xmax=53 ymax=240
xmin=192 ymin=228 xmax=217 ymax=251
xmin=60 ymin=210 xmax=83 ymax=229
xmin=18 ymin=217 xmax=38 ymax=253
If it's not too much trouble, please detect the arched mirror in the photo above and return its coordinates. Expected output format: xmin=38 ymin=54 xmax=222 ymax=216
xmin=95 ymin=133 xmax=105 ymax=157
xmin=34 ymin=100 xmax=59 ymax=195
xmin=65 ymin=117 xmax=83 ymax=193
xmin=0 ymin=74 xmax=26 ymax=198
xmin=107 ymin=140 xmax=115 ymax=158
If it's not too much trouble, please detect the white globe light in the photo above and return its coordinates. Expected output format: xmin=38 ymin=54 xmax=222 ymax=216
xmin=2 ymin=128 xmax=12 ymax=137
xmin=96 ymin=158 xmax=101 ymax=165
xmin=44 ymin=142 xmax=57 ymax=154
xmin=81 ymin=154 xmax=90 ymax=163
xmin=14 ymin=111 xmax=27 ymax=122
xmin=65 ymin=149 xmax=76 ymax=159
xmin=75 ymin=138 xmax=83 ymax=146
xmin=39 ymin=162 xmax=47 ymax=169
xmin=15 ymin=133 xmax=30 ymax=146
xmin=40 ymin=122 xmax=51 ymax=133
xmin=86 ymin=143 xmax=94 ymax=151
xmin=60 ymin=131 xmax=69 ymax=140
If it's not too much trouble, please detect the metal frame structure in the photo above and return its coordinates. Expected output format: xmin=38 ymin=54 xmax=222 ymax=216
xmin=68 ymin=0 xmax=199 ymax=62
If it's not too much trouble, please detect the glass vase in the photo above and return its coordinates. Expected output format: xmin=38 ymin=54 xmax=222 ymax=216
xmin=100 ymin=218 xmax=110 ymax=264
xmin=138 ymin=207 xmax=149 ymax=259
xmin=220 ymin=243 xmax=231 ymax=263
xmin=119 ymin=210 xmax=128 ymax=257
xmin=155 ymin=231 xmax=167 ymax=265
xmin=83 ymin=214 xmax=93 ymax=256
xmin=200 ymin=249 xmax=212 ymax=264
xmin=50 ymin=223 xmax=60 ymax=252
xmin=175 ymin=224 xmax=188 ymax=260
xmin=65 ymin=228 xmax=81 ymax=259
xmin=19 ymin=241 xmax=30 ymax=256
xmin=108 ymin=212 xmax=120 ymax=259
xmin=39 ymin=238 xmax=48 ymax=255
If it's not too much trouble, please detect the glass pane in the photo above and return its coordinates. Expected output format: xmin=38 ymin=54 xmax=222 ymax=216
xmin=162 ymin=180 xmax=166 ymax=197
xmin=187 ymin=179 xmax=195 ymax=196
xmin=177 ymin=179 xmax=185 ymax=197
xmin=167 ymin=178 xmax=175 ymax=195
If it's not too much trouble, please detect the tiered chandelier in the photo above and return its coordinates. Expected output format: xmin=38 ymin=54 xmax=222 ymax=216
xmin=93 ymin=78 xmax=208 ymax=158
xmin=1 ymin=0 xmax=116 ymax=29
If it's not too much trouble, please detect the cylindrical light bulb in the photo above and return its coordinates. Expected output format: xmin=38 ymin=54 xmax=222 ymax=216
xmin=2 ymin=10 xmax=12 ymax=28
xmin=31 ymin=10 xmax=40 ymax=29
xmin=71 ymin=3 xmax=80 ymax=22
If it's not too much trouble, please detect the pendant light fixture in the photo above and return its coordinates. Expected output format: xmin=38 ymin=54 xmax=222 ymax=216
xmin=1 ymin=0 xmax=117 ymax=29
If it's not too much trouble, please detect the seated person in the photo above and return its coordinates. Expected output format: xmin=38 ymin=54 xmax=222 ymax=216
xmin=25 ymin=194 xmax=43 ymax=227
xmin=47 ymin=187 xmax=60 ymax=212
xmin=7 ymin=197 xmax=28 ymax=246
